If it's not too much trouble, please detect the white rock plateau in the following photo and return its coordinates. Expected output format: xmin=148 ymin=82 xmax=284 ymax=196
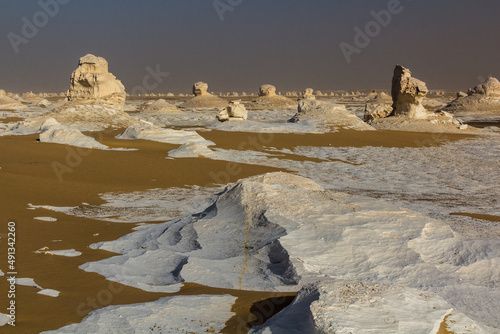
xmin=80 ymin=172 xmax=500 ymax=331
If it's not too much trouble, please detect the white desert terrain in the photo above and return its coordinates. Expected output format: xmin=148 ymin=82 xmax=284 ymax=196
xmin=0 ymin=55 xmax=499 ymax=334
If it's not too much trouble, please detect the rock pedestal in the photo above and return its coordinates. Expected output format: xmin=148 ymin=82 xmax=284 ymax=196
xmin=391 ymin=65 xmax=429 ymax=119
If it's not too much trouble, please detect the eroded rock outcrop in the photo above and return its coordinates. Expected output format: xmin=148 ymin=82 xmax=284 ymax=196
xmin=364 ymin=103 xmax=393 ymax=122
xmin=179 ymin=82 xmax=228 ymax=110
xmin=302 ymin=88 xmax=315 ymax=100
xmin=67 ymin=54 xmax=126 ymax=108
xmin=217 ymin=100 xmax=248 ymax=122
xmin=391 ymin=65 xmax=429 ymax=119
xmin=442 ymin=77 xmax=500 ymax=115
xmin=247 ymin=85 xmax=296 ymax=110
xmin=367 ymin=65 xmax=487 ymax=134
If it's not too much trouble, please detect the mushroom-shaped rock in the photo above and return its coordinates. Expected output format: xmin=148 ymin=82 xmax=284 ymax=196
xmin=391 ymin=65 xmax=429 ymax=119
xmin=302 ymin=88 xmax=315 ymax=100
xmin=258 ymin=84 xmax=276 ymax=97
xmin=193 ymin=82 xmax=209 ymax=96
xmin=67 ymin=54 xmax=126 ymax=108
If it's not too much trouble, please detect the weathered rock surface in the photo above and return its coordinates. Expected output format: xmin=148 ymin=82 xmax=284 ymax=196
xmin=302 ymin=88 xmax=315 ymax=100
xmin=193 ymin=81 xmax=209 ymax=96
xmin=442 ymin=77 xmax=500 ymax=115
xmin=364 ymin=103 xmax=393 ymax=122
xmin=217 ymin=100 xmax=248 ymax=122
xmin=289 ymin=100 xmax=375 ymax=131
xmin=391 ymin=65 xmax=429 ymax=119
xmin=80 ymin=171 xmax=500 ymax=330
xmin=259 ymin=84 xmax=276 ymax=97
xmin=251 ymin=280 xmax=491 ymax=334
xmin=67 ymin=54 xmax=126 ymax=108
xmin=141 ymin=99 xmax=179 ymax=113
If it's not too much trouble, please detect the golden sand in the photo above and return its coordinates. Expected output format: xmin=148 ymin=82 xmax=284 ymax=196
xmin=0 ymin=128 xmax=474 ymax=333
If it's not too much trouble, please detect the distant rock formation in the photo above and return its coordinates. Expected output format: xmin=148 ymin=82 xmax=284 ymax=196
xmin=0 ymin=89 xmax=6 ymax=97
xmin=302 ymin=88 xmax=315 ymax=100
xmin=290 ymin=100 xmax=374 ymax=131
xmin=66 ymin=54 xmax=126 ymax=108
xmin=179 ymin=82 xmax=228 ymax=110
xmin=366 ymin=90 xmax=392 ymax=103
xmin=247 ymin=85 xmax=296 ymax=110
xmin=442 ymin=77 xmax=500 ymax=115
xmin=391 ymin=65 xmax=429 ymax=119
xmin=21 ymin=92 xmax=44 ymax=104
xmin=193 ymin=82 xmax=209 ymax=96
xmin=366 ymin=65 xmax=486 ymax=134
xmin=217 ymin=100 xmax=248 ymax=122
xmin=0 ymin=95 xmax=24 ymax=108
xmin=258 ymin=84 xmax=276 ymax=97
xmin=141 ymin=99 xmax=179 ymax=113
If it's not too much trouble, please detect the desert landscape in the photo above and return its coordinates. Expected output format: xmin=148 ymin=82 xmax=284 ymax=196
xmin=1 ymin=1 xmax=500 ymax=334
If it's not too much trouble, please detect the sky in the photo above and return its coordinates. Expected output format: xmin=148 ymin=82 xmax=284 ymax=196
xmin=1 ymin=0 xmax=499 ymax=94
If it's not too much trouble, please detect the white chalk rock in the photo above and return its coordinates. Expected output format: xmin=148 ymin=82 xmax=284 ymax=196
xmin=391 ymin=65 xmax=429 ymax=119
xmin=67 ymin=54 xmax=126 ymax=108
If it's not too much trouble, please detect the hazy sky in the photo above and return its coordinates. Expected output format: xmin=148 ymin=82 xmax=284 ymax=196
xmin=1 ymin=0 xmax=499 ymax=93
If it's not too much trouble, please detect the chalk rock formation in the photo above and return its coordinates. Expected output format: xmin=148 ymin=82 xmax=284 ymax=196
xmin=0 ymin=89 xmax=6 ymax=97
xmin=67 ymin=54 xmax=126 ymax=108
xmin=391 ymin=65 xmax=429 ymax=119
xmin=258 ymin=84 xmax=276 ymax=97
xmin=302 ymin=88 xmax=315 ymax=100
xmin=251 ymin=280 xmax=489 ymax=334
xmin=364 ymin=103 xmax=393 ymax=122
xmin=79 ymin=171 xmax=500 ymax=331
xmin=247 ymin=85 xmax=296 ymax=110
xmin=366 ymin=65 xmax=487 ymax=134
xmin=315 ymin=91 xmax=323 ymax=97
xmin=442 ymin=77 xmax=500 ymax=115
xmin=193 ymin=82 xmax=209 ymax=96
xmin=179 ymin=82 xmax=228 ymax=110
xmin=217 ymin=100 xmax=247 ymax=122
xmin=141 ymin=99 xmax=179 ymax=113
xmin=289 ymin=100 xmax=374 ymax=131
